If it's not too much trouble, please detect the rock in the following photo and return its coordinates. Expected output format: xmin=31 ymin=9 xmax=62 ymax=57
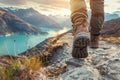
xmin=67 ymin=65 xmax=77 ymax=71
xmin=98 ymin=59 xmax=120 ymax=80
xmin=42 ymin=32 xmax=120 ymax=80
xmin=101 ymin=18 xmax=120 ymax=37
xmin=92 ymin=55 xmax=109 ymax=66
xmin=101 ymin=76 xmax=113 ymax=80
xmin=0 ymin=9 xmax=44 ymax=35
xmin=60 ymin=65 xmax=101 ymax=80
xmin=17 ymin=31 xmax=120 ymax=80
xmin=66 ymin=58 xmax=87 ymax=67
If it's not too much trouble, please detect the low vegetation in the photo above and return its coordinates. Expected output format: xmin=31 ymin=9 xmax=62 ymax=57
xmin=0 ymin=56 xmax=42 ymax=80
xmin=103 ymin=37 xmax=120 ymax=43
xmin=0 ymin=34 xmax=68 ymax=80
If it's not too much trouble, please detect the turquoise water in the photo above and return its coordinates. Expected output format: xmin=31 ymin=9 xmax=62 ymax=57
xmin=0 ymin=34 xmax=50 ymax=56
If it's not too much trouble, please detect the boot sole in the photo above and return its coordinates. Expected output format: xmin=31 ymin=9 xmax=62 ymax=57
xmin=72 ymin=37 xmax=89 ymax=58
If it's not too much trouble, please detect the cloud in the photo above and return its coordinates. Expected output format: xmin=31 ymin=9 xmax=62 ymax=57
xmin=0 ymin=0 xmax=119 ymax=15
xmin=0 ymin=0 xmax=69 ymax=9
xmin=117 ymin=8 xmax=120 ymax=10
xmin=0 ymin=0 xmax=70 ymax=15
xmin=117 ymin=0 xmax=120 ymax=3
xmin=34 ymin=0 xmax=69 ymax=8
xmin=0 ymin=0 xmax=26 ymax=6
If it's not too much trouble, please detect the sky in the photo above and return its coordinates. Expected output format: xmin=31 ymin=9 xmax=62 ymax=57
xmin=0 ymin=0 xmax=120 ymax=16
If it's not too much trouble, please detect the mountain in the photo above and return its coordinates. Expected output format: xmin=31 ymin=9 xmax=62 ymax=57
xmin=114 ymin=11 xmax=120 ymax=16
xmin=20 ymin=28 xmax=120 ymax=80
xmin=101 ymin=18 xmax=120 ymax=37
xmin=105 ymin=13 xmax=119 ymax=21
xmin=1 ymin=17 xmax=120 ymax=79
xmin=88 ymin=12 xmax=119 ymax=21
xmin=0 ymin=9 xmax=45 ymax=35
xmin=61 ymin=18 xmax=72 ymax=27
xmin=49 ymin=12 xmax=119 ymax=28
xmin=4 ymin=7 xmax=62 ymax=29
xmin=65 ymin=18 xmax=120 ymax=38
xmin=49 ymin=15 xmax=72 ymax=28
xmin=21 ymin=18 xmax=120 ymax=79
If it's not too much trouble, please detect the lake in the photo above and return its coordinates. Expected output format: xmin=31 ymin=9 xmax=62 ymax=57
xmin=0 ymin=34 xmax=50 ymax=56
xmin=0 ymin=27 xmax=70 ymax=56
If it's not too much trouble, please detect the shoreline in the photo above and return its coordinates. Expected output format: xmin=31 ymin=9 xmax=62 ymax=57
xmin=0 ymin=32 xmax=48 ymax=37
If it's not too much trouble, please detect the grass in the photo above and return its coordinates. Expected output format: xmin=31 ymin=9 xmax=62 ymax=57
xmin=103 ymin=37 xmax=120 ymax=43
xmin=38 ymin=34 xmax=68 ymax=65
xmin=0 ymin=56 xmax=42 ymax=80
xmin=45 ymin=66 xmax=66 ymax=77
xmin=46 ymin=34 xmax=68 ymax=53
xmin=0 ymin=33 xmax=68 ymax=80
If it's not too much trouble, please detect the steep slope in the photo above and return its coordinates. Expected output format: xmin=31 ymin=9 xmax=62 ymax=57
xmin=1 ymin=16 xmax=120 ymax=79
xmin=4 ymin=7 xmax=62 ymax=29
xmin=20 ymin=17 xmax=120 ymax=79
xmin=58 ymin=17 xmax=120 ymax=38
xmin=56 ymin=33 xmax=120 ymax=80
xmin=101 ymin=18 xmax=120 ymax=37
xmin=22 ymin=17 xmax=120 ymax=56
xmin=0 ymin=9 xmax=45 ymax=35
xmin=19 ymin=32 xmax=120 ymax=80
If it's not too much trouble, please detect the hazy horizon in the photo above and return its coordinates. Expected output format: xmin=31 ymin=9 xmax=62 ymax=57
xmin=0 ymin=0 xmax=120 ymax=16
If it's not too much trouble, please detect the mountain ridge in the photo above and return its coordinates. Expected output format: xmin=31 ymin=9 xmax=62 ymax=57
xmin=49 ymin=11 xmax=119 ymax=28
xmin=0 ymin=17 xmax=120 ymax=79
xmin=101 ymin=18 xmax=120 ymax=37
xmin=0 ymin=9 xmax=47 ymax=35
xmin=21 ymin=17 xmax=120 ymax=56
xmin=3 ymin=7 xmax=62 ymax=29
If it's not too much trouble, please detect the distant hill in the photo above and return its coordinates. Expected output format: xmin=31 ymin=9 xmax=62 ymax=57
xmin=105 ymin=13 xmax=119 ymax=21
xmin=49 ymin=12 xmax=119 ymax=28
xmin=101 ymin=18 xmax=120 ymax=37
xmin=64 ymin=18 xmax=120 ymax=38
xmin=49 ymin=15 xmax=72 ymax=28
xmin=0 ymin=9 xmax=45 ymax=35
xmin=114 ymin=11 xmax=120 ymax=16
xmin=88 ymin=12 xmax=119 ymax=21
xmin=4 ymin=7 xmax=62 ymax=29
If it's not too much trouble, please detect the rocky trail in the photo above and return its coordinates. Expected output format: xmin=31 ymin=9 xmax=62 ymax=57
xmin=0 ymin=18 xmax=120 ymax=80
xmin=0 ymin=32 xmax=120 ymax=80
xmin=45 ymin=32 xmax=120 ymax=80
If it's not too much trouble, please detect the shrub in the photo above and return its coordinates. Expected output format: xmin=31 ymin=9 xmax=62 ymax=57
xmin=0 ymin=56 xmax=42 ymax=80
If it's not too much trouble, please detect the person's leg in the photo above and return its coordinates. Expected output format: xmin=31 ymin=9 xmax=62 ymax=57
xmin=70 ymin=0 xmax=89 ymax=58
xmin=90 ymin=0 xmax=104 ymax=48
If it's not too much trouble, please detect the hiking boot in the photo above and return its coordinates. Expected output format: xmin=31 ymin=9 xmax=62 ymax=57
xmin=71 ymin=9 xmax=90 ymax=59
xmin=90 ymin=34 xmax=99 ymax=49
